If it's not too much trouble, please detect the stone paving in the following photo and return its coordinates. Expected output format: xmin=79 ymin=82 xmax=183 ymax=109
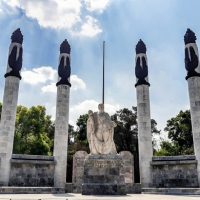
xmin=0 ymin=193 xmax=200 ymax=200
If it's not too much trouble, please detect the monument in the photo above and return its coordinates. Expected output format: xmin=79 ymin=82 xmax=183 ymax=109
xmin=135 ymin=39 xmax=153 ymax=187
xmin=80 ymin=42 xmax=136 ymax=195
xmin=0 ymin=29 xmax=23 ymax=185
xmin=82 ymin=104 xmax=126 ymax=195
xmin=184 ymin=29 xmax=200 ymax=186
xmin=1 ymin=28 xmax=200 ymax=195
xmin=54 ymin=39 xmax=71 ymax=188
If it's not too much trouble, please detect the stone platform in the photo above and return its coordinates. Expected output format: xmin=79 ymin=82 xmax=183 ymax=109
xmin=82 ymin=154 xmax=126 ymax=195
xmin=142 ymin=187 xmax=200 ymax=195
xmin=0 ymin=186 xmax=64 ymax=194
xmin=1 ymin=193 xmax=200 ymax=200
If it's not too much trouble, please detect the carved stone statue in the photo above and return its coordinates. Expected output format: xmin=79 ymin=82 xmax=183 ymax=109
xmin=135 ymin=39 xmax=150 ymax=87
xmin=5 ymin=28 xmax=23 ymax=79
xmin=56 ymin=39 xmax=71 ymax=87
xmin=87 ymin=104 xmax=117 ymax=155
xmin=184 ymin=29 xmax=200 ymax=80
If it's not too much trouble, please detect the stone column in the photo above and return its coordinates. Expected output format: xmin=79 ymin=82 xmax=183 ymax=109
xmin=54 ymin=39 xmax=71 ymax=188
xmin=184 ymin=29 xmax=200 ymax=186
xmin=135 ymin=40 xmax=153 ymax=187
xmin=0 ymin=28 xmax=23 ymax=185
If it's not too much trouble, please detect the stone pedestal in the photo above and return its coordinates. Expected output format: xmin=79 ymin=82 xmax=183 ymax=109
xmin=187 ymin=77 xmax=200 ymax=186
xmin=119 ymin=151 xmax=135 ymax=192
xmin=53 ymin=85 xmax=70 ymax=188
xmin=0 ymin=76 xmax=20 ymax=186
xmin=72 ymin=151 xmax=88 ymax=193
xmin=82 ymin=154 xmax=126 ymax=195
xmin=136 ymin=85 xmax=153 ymax=187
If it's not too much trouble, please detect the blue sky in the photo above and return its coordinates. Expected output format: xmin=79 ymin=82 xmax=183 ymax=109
xmin=0 ymin=0 xmax=199 ymax=132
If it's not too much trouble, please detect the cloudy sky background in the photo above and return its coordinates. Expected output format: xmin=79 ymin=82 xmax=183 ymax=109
xmin=0 ymin=0 xmax=199 ymax=132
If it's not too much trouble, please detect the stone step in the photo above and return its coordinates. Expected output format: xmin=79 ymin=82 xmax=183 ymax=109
xmin=82 ymin=183 xmax=126 ymax=195
xmin=142 ymin=188 xmax=200 ymax=195
xmin=0 ymin=187 xmax=65 ymax=194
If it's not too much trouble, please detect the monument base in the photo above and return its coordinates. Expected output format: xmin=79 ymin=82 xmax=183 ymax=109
xmin=82 ymin=154 xmax=126 ymax=195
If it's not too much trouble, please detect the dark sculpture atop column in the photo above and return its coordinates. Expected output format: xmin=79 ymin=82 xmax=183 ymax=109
xmin=135 ymin=39 xmax=150 ymax=87
xmin=5 ymin=28 xmax=23 ymax=79
xmin=11 ymin=28 xmax=23 ymax=44
xmin=56 ymin=39 xmax=71 ymax=86
xmin=184 ymin=29 xmax=197 ymax=45
xmin=184 ymin=29 xmax=200 ymax=80
xmin=136 ymin=39 xmax=147 ymax=54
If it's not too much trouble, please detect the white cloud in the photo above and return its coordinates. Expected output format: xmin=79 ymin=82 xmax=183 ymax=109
xmin=41 ymin=74 xmax=86 ymax=93
xmin=71 ymin=75 xmax=86 ymax=91
xmin=0 ymin=0 xmax=20 ymax=15
xmin=41 ymin=83 xmax=56 ymax=93
xmin=20 ymin=0 xmax=81 ymax=30
xmin=84 ymin=0 xmax=111 ymax=13
xmin=4 ymin=0 xmax=19 ymax=8
xmin=1 ymin=0 xmax=111 ymax=37
xmin=21 ymin=66 xmax=57 ymax=85
xmin=72 ymin=16 xmax=102 ymax=37
xmin=70 ymin=99 xmax=120 ymax=126
xmin=22 ymin=66 xmax=86 ymax=93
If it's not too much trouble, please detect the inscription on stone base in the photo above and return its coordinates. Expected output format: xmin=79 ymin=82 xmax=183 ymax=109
xmin=82 ymin=154 xmax=126 ymax=195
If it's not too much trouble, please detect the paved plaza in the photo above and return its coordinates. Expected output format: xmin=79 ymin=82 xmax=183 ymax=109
xmin=0 ymin=194 xmax=199 ymax=200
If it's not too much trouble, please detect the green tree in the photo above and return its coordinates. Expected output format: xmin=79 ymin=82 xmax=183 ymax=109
xmin=75 ymin=114 xmax=88 ymax=141
xmin=13 ymin=105 xmax=54 ymax=155
xmin=66 ymin=115 xmax=89 ymax=182
xmin=155 ymin=110 xmax=194 ymax=156
xmin=72 ymin=114 xmax=90 ymax=152
xmin=67 ymin=124 xmax=76 ymax=182
xmin=111 ymin=107 xmax=160 ymax=182
xmin=155 ymin=141 xmax=180 ymax=156
xmin=0 ymin=102 xmax=76 ymax=182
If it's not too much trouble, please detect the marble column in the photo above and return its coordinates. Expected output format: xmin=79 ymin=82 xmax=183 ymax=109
xmin=0 ymin=28 xmax=23 ymax=185
xmin=54 ymin=39 xmax=71 ymax=188
xmin=135 ymin=40 xmax=153 ymax=187
xmin=184 ymin=29 xmax=200 ymax=186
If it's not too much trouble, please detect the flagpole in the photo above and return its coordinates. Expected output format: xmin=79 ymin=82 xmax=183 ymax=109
xmin=102 ymin=41 xmax=105 ymax=105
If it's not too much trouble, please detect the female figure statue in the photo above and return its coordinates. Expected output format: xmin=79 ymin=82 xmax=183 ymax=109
xmin=87 ymin=104 xmax=117 ymax=155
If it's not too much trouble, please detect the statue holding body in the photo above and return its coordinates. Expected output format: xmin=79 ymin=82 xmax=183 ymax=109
xmin=87 ymin=104 xmax=117 ymax=155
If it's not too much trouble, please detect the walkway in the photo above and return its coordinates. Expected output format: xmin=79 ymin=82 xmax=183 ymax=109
xmin=0 ymin=193 xmax=199 ymax=200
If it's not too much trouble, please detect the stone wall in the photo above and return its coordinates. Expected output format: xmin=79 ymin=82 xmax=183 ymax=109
xmin=9 ymin=154 xmax=55 ymax=186
xmin=151 ymin=156 xmax=199 ymax=188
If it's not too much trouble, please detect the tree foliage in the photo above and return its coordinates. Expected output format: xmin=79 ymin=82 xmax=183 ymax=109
xmin=0 ymin=102 xmax=163 ymax=183
xmin=66 ymin=114 xmax=90 ymax=182
xmin=155 ymin=110 xmax=194 ymax=156
xmin=111 ymin=107 xmax=160 ymax=182
xmin=13 ymin=105 xmax=54 ymax=155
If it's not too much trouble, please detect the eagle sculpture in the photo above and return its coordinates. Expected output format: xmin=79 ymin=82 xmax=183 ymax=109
xmin=5 ymin=28 xmax=23 ymax=79
xmin=184 ymin=29 xmax=200 ymax=80
xmin=135 ymin=39 xmax=150 ymax=87
xmin=56 ymin=39 xmax=71 ymax=86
